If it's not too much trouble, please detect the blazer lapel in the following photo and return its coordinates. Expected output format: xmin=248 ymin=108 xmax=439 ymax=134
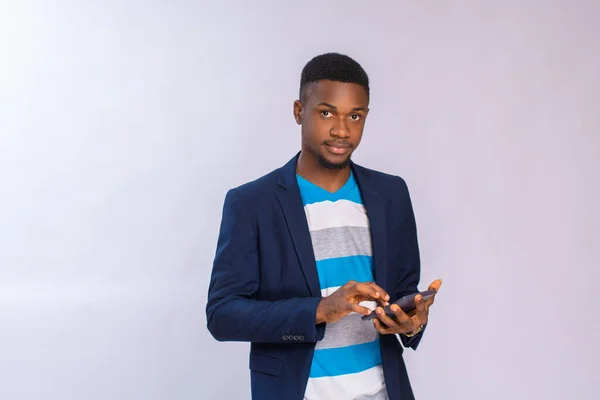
xmin=275 ymin=154 xmax=321 ymax=297
xmin=352 ymin=163 xmax=389 ymax=293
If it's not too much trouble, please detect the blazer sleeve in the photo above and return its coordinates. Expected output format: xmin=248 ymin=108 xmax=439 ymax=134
xmin=206 ymin=188 xmax=326 ymax=344
xmin=394 ymin=178 xmax=427 ymax=350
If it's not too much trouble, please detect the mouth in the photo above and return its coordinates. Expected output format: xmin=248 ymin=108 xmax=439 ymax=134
xmin=324 ymin=143 xmax=351 ymax=155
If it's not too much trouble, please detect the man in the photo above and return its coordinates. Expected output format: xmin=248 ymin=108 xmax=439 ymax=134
xmin=206 ymin=53 xmax=442 ymax=400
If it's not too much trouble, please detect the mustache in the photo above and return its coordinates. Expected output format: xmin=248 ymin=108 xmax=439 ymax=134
xmin=323 ymin=141 xmax=352 ymax=148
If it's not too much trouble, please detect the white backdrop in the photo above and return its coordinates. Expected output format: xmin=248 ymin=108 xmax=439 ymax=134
xmin=1 ymin=1 xmax=599 ymax=399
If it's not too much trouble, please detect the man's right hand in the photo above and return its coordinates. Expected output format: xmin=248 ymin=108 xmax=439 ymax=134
xmin=316 ymin=281 xmax=390 ymax=324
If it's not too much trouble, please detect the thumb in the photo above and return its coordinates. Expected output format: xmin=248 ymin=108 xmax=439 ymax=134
xmin=429 ymin=279 xmax=443 ymax=292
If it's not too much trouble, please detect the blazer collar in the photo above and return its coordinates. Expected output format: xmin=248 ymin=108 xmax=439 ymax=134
xmin=276 ymin=152 xmax=377 ymax=192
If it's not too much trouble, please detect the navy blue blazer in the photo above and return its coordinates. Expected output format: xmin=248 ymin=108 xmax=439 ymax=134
xmin=206 ymin=153 xmax=425 ymax=400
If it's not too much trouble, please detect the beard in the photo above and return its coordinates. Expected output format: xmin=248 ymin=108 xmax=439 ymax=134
xmin=316 ymin=151 xmax=352 ymax=170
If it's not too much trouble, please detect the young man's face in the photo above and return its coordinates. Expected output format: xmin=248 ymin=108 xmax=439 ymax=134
xmin=294 ymin=80 xmax=369 ymax=170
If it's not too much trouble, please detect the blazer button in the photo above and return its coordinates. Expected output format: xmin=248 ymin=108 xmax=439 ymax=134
xmin=299 ymin=335 xmax=304 ymax=340
xmin=293 ymin=335 xmax=299 ymax=341
xmin=283 ymin=335 xmax=289 ymax=340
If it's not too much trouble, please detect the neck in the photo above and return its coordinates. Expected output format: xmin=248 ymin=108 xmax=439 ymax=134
xmin=296 ymin=150 xmax=351 ymax=193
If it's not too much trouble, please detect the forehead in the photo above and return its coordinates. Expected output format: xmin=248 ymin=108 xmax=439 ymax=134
xmin=304 ymin=80 xmax=369 ymax=108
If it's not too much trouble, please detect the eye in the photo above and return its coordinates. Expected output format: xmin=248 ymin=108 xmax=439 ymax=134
xmin=350 ymin=114 xmax=361 ymax=121
xmin=321 ymin=110 xmax=333 ymax=118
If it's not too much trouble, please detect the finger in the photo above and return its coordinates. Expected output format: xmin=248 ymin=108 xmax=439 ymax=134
xmin=349 ymin=303 xmax=372 ymax=316
xmin=425 ymin=280 xmax=442 ymax=306
xmin=406 ymin=308 xmax=418 ymax=317
xmin=363 ymin=282 xmax=390 ymax=303
xmin=413 ymin=294 xmax=428 ymax=326
xmin=353 ymin=282 xmax=389 ymax=305
xmin=428 ymin=279 xmax=443 ymax=292
xmin=372 ymin=318 xmax=392 ymax=335
xmin=375 ymin=306 xmax=400 ymax=329
xmin=388 ymin=303 xmax=412 ymax=326
xmin=425 ymin=294 xmax=436 ymax=307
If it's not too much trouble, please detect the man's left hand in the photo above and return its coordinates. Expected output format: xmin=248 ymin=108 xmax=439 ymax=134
xmin=372 ymin=279 xmax=442 ymax=335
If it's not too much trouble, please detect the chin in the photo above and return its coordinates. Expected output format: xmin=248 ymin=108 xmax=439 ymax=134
xmin=317 ymin=152 xmax=352 ymax=170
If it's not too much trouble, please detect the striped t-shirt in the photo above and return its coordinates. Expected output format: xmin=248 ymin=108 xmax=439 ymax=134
xmin=297 ymin=171 xmax=389 ymax=400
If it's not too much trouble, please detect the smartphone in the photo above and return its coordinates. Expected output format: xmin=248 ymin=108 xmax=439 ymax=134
xmin=361 ymin=289 xmax=437 ymax=321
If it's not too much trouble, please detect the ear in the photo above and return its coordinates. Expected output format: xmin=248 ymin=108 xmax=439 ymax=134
xmin=293 ymin=100 xmax=303 ymax=125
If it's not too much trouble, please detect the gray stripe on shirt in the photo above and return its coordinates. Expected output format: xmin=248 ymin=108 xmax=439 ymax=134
xmin=316 ymin=313 xmax=380 ymax=350
xmin=310 ymin=226 xmax=372 ymax=261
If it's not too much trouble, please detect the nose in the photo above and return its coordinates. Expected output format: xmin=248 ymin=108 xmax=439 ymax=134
xmin=330 ymin=115 xmax=350 ymax=138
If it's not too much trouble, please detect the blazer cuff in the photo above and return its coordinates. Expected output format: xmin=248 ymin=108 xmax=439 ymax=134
xmin=396 ymin=323 xmax=427 ymax=350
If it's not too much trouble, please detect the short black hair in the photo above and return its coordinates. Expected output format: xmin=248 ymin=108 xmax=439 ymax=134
xmin=299 ymin=52 xmax=370 ymax=102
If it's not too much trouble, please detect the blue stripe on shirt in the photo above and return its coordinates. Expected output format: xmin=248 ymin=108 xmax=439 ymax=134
xmin=309 ymin=339 xmax=382 ymax=378
xmin=296 ymin=173 xmax=362 ymax=206
xmin=316 ymin=255 xmax=375 ymax=290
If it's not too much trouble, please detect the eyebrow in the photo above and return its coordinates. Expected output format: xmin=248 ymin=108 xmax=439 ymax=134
xmin=316 ymin=102 xmax=367 ymax=112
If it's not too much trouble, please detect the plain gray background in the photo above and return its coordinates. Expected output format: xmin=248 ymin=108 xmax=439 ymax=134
xmin=1 ymin=1 xmax=599 ymax=399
